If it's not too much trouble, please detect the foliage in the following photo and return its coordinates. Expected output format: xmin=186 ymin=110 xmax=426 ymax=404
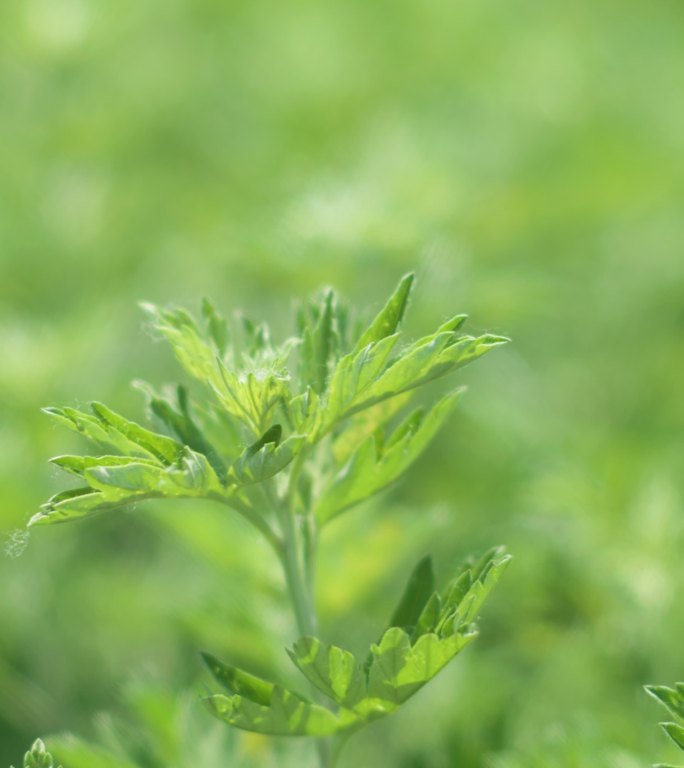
xmin=11 ymin=741 xmax=61 ymax=768
xmin=646 ymin=683 xmax=684 ymax=768
xmin=3 ymin=1 xmax=683 ymax=762
xmin=30 ymin=275 xmax=508 ymax=765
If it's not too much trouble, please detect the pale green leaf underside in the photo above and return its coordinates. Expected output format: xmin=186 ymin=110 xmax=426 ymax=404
xmin=204 ymin=548 xmax=510 ymax=737
xmin=37 ymin=280 xmax=507 ymax=530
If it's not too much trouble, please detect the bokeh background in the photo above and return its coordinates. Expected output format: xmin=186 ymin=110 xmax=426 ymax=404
xmin=2 ymin=0 xmax=683 ymax=765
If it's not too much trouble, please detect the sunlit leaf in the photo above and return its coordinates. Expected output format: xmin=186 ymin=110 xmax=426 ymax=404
xmin=288 ymin=636 xmax=366 ymax=709
xmin=316 ymin=393 xmax=460 ymax=523
xmin=204 ymin=687 xmax=349 ymax=737
xmin=31 ymin=448 xmax=229 ymax=526
xmin=353 ymin=273 xmax=414 ymax=353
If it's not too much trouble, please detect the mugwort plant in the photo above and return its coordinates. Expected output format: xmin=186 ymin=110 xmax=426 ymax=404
xmin=32 ymin=274 xmax=510 ymax=766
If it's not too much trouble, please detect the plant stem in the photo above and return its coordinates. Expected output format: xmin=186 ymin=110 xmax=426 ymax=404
xmin=274 ymin=477 xmax=333 ymax=767
xmin=280 ymin=508 xmax=317 ymax=637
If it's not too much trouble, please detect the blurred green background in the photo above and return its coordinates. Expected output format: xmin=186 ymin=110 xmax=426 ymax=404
xmin=2 ymin=0 xmax=683 ymax=765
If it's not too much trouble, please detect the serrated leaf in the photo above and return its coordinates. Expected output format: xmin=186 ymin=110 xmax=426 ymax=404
xmin=353 ymin=273 xmax=414 ymax=353
xmin=288 ymin=637 xmax=366 ymax=710
xmin=204 ymin=687 xmax=349 ymax=737
xmin=316 ymin=393 xmax=460 ymax=523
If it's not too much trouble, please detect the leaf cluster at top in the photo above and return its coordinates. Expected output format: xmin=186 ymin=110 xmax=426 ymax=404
xmin=32 ymin=274 xmax=508 ymax=536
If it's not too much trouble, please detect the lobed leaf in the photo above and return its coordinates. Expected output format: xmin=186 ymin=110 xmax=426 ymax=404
xmin=355 ymin=332 xmax=508 ymax=414
xmin=319 ymin=319 xmax=507 ymax=436
xmin=31 ymin=448 xmax=229 ymax=527
xmin=315 ymin=393 xmax=460 ymax=523
xmin=288 ymin=637 xmax=367 ymax=710
xmin=288 ymin=548 xmax=508 ymax=728
xmin=366 ymin=626 xmax=475 ymax=705
xmin=204 ymin=687 xmax=350 ymax=737
xmin=202 ymin=548 xmax=508 ymax=739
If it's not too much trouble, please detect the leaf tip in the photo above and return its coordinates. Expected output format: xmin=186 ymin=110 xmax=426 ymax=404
xmin=27 ymin=511 xmax=48 ymax=528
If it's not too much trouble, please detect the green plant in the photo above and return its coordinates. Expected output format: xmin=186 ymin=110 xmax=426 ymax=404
xmin=11 ymin=740 xmax=62 ymax=768
xmin=32 ymin=274 xmax=509 ymax=766
xmin=646 ymin=683 xmax=684 ymax=768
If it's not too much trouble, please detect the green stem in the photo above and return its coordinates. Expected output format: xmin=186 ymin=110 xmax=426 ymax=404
xmin=273 ymin=474 xmax=332 ymax=767
xmin=280 ymin=509 xmax=317 ymax=637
